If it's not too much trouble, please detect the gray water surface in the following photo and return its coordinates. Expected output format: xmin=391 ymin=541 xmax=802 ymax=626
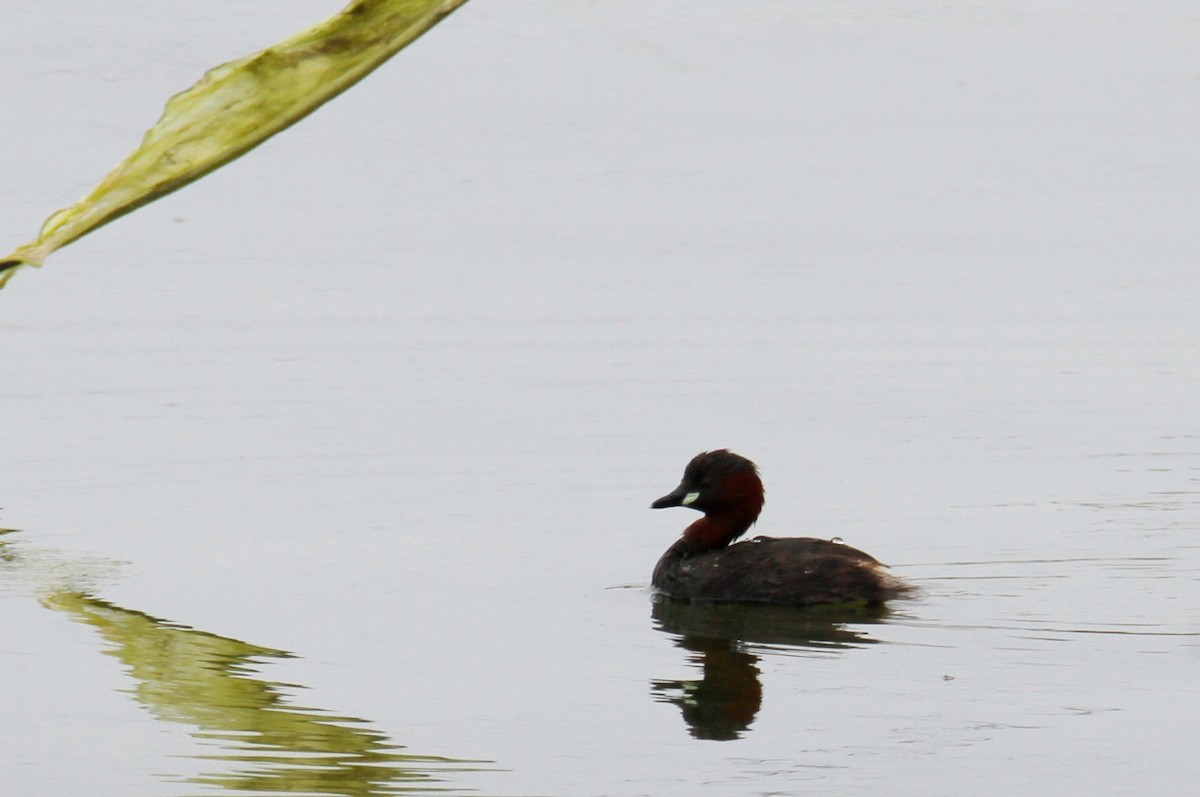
xmin=2 ymin=2 xmax=1198 ymax=795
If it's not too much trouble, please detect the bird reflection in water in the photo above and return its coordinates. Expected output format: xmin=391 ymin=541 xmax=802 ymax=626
xmin=650 ymin=595 xmax=888 ymax=740
xmin=1 ymin=528 xmax=486 ymax=796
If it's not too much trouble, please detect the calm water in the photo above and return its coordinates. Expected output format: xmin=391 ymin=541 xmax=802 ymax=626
xmin=2 ymin=2 xmax=1198 ymax=795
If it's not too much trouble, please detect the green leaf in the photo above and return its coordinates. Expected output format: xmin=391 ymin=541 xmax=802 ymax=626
xmin=0 ymin=0 xmax=470 ymax=289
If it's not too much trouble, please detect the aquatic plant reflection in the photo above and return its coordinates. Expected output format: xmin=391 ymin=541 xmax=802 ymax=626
xmin=1 ymin=529 xmax=486 ymax=796
xmin=650 ymin=596 xmax=886 ymax=740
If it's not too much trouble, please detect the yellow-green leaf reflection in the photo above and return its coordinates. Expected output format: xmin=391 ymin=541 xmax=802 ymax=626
xmin=0 ymin=523 xmax=487 ymax=797
xmin=37 ymin=585 xmax=489 ymax=795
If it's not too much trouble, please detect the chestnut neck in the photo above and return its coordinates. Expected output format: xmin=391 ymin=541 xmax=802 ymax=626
xmin=680 ymin=481 xmax=764 ymax=553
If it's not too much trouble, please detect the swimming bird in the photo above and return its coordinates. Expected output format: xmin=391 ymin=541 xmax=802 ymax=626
xmin=651 ymin=450 xmax=911 ymax=606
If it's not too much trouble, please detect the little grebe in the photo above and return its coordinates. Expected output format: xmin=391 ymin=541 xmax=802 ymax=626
xmin=651 ymin=450 xmax=911 ymax=606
